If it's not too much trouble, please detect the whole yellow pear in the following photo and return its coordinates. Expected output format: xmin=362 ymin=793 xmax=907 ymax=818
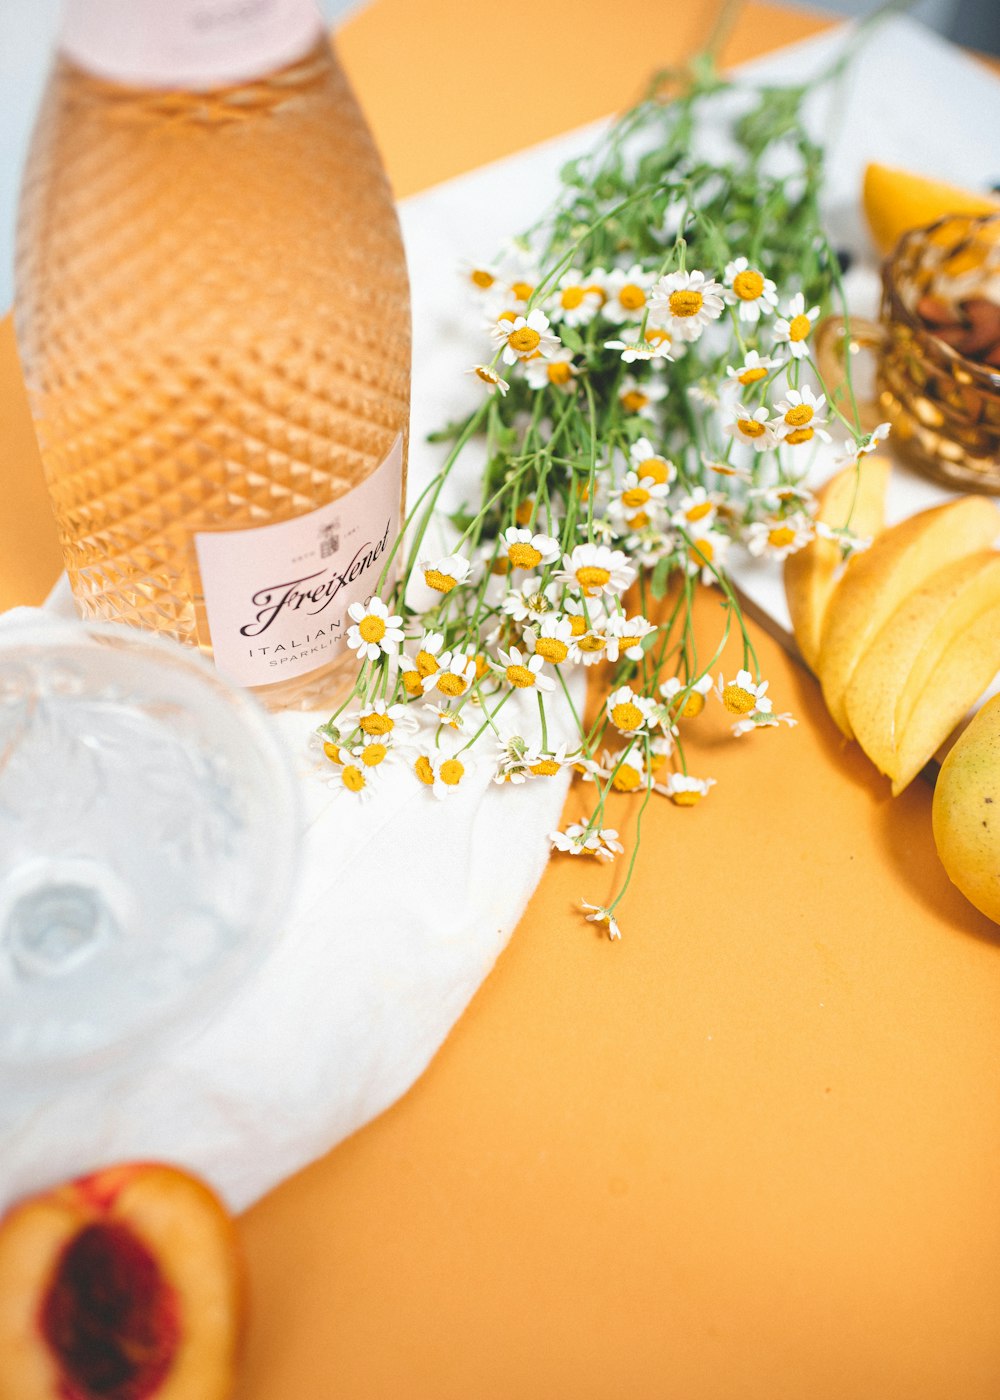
xmin=932 ymin=694 xmax=1000 ymax=924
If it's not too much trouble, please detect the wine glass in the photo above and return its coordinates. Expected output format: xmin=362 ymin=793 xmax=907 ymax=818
xmin=0 ymin=615 xmax=300 ymax=1095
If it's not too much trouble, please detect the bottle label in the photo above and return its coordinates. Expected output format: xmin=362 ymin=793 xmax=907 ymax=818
xmin=195 ymin=434 xmax=403 ymax=689
xmin=59 ymin=0 xmax=325 ymax=89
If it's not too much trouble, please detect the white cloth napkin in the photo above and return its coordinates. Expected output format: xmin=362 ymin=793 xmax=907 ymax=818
xmin=2 ymin=15 xmax=992 ymax=1211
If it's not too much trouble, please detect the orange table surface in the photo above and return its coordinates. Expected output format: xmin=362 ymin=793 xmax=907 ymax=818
xmin=3 ymin=3 xmax=1000 ymax=1397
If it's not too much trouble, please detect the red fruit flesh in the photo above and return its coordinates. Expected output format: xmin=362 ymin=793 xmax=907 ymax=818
xmin=39 ymin=1222 xmax=180 ymax=1400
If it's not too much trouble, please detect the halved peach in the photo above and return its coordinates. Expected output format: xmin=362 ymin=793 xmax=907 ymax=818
xmin=0 ymin=1162 xmax=243 ymax=1400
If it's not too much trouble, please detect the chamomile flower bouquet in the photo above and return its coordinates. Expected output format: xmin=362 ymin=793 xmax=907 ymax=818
xmin=316 ymin=41 xmax=884 ymax=940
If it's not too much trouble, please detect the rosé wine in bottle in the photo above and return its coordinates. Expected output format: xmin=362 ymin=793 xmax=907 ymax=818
xmin=15 ymin=0 xmax=411 ymax=710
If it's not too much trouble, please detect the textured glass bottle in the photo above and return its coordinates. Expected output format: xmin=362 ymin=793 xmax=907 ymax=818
xmin=15 ymin=1 xmax=411 ymax=709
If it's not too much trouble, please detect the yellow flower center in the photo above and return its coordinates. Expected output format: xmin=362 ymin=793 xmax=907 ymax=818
xmin=511 ymin=280 xmax=534 ymax=302
xmin=671 ymin=788 xmax=701 ymax=807
xmin=322 ymin=741 xmax=341 ymax=763
xmin=361 ymin=742 xmax=388 ymax=767
xmin=416 ymin=649 xmax=439 ymax=678
xmin=568 ymin=614 xmax=586 ymax=637
xmin=561 ymin=285 xmax=585 ymax=309
xmin=733 ymin=269 xmax=765 ymax=301
xmin=768 ymin=525 xmax=797 ymax=548
xmin=437 ymin=672 xmax=467 ymax=697
xmin=621 ymin=486 xmax=650 ymax=509
xmin=685 ymin=500 xmax=714 ymax=522
xmin=688 ymin=537 xmax=714 ymax=567
xmin=668 ymin=289 xmax=704 ymax=318
xmin=784 ymin=403 xmax=813 ymax=427
xmin=402 ymin=670 xmax=422 ymax=697
xmin=784 ymin=427 xmax=815 ymax=445
xmin=529 ymin=758 xmax=561 ymax=776
xmin=576 ymin=565 xmax=611 ymax=592
xmin=508 ymin=542 xmax=542 ymax=569
xmin=721 ymin=683 xmax=756 ymax=714
xmin=439 ymin=758 xmax=465 ymax=786
xmin=548 ymin=361 xmax=573 ymax=386
xmin=645 ymin=327 xmax=671 ymax=347
xmin=586 ymin=283 xmax=607 ymax=304
xmin=738 ymin=418 xmax=766 ymax=438
xmin=415 ymin=756 xmax=435 ymax=785
xmin=424 ymin=568 xmax=458 ymax=593
xmin=342 ymin=765 xmax=366 ymax=793
xmin=475 ymin=653 xmax=489 ymax=679
xmin=471 ymin=268 xmax=494 ymax=289
xmin=612 ymin=763 xmax=642 ymax=792
xmin=534 ymin=637 xmax=568 ymax=664
xmin=515 ymin=498 xmax=534 ymax=526
xmin=681 ymin=690 xmax=705 ymax=718
xmin=358 ymin=615 xmax=386 ymax=643
xmin=628 ymin=511 xmax=650 ymax=530
xmin=360 ymin=713 xmax=393 ymax=736
xmin=506 ymin=664 xmax=536 ymax=688
xmin=788 ymin=313 xmax=811 ymax=342
xmin=618 ymin=283 xmax=646 ymax=311
xmin=508 ymin=325 xmax=541 ymax=354
xmin=738 ymin=366 xmax=768 ymax=385
xmin=621 ymin=389 xmax=649 ymax=413
xmin=475 ymin=366 xmax=499 ymax=385
xmin=498 ymin=309 xmax=518 ymax=324
xmin=636 ymin=457 xmax=669 ymax=484
xmin=611 ymin=701 xmax=645 ymax=732
xmin=577 ymin=633 xmax=606 ymax=654
xmin=619 ymin=634 xmax=641 ymax=652
xmin=649 ymin=750 xmax=669 ymax=773
xmin=491 ymin=556 xmax=511 ymax=575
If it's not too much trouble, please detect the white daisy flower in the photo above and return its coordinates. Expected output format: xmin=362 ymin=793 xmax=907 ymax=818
xmin=724 ymin=404 xmax=778 ymax=451
xmin=617 ymin=373 xmax=668 ymax=420
xmin=423 ymin=702 xmax=464 ymax=730
xmin=607 ymin=684 xmax=657 ymax=735
xmin=704 ymin=456 xmax=753 ymax=483
xmin=413 ymin=751 xmax=472 ymax=799
xmin=400 ymin=630 xmax=446 ymax=696
xmin=460 ymin=259 xmax=500 ymax=295
xmin=327 ymin=759 xmax=377 ymax=800
xmin=422 ymin=648 xmax=477 ymax=698
xmin=467 ymin=363 xmax=510 ymax=396
xmin=604 ymin=332 xmax=674 ymax=364
xmin=629 ymin=438 xmax=676 ymax=487
xmin=602 ymin=264 xmax=652 ymax=324
xmin=351 ymin=734 xmax=398 ymax=772
xmin=580 ymin=901 xmax=622 ymax=940
xmin=524 ymin=741 xmax=574 ymax=777
xmin=524 ymin=346 xmax=578 ymax=390
xmin=745 ymin=512 xmax=815 ymax=560
xmin=603 ymin=612 xmax=655 ymax=662
xmin=837 ymin=421 xmax=892 ymax=464
xmin=596 ymin=746 xmax=649 ymax=794
xmin=725 ymin=350 xmax=784 ymax=389
xmin=345 ymin=596 xmax=404 ymax=662
xmin=773 ymin=385 xmax=830 ymax=444
xmin=357 ymin=699 xmax=417 ymax=737
xmin=772 ymin=292 xmax=820 ymax=359
xmin=672 ymin=486 xmax=720 ymax=533
xmin=610 ymin=471 xmax=670 ymax=527
xmin=557 ymin=542 xmax=635 ymax=597
xmin=502 ymin=576 xmax=559 ymax=623
xmin=501 ymin=525 xmax=561 ymax=571
xmin=732 ymin=710 xmax=797 ymax=737
xmin=724 ymin=257 xmax=779 ymax=323
xmin=550 ymin=271 xmax=604 ymax=327
xmin=526 ymin=614 xmax=574 ymax=666
xmin=490 ymin=308 xmax=561 ymax=365
xmin=748 ymin=482 xmax=816 ymax=512
xmin=497 ymin=646 xmax=556 ymax=692
xmin=550 ymin=823 xmax=624 ymax=861
xmin=649 ymin=268 xmax=727 ymax=341
xmin=660 ymin=773 xmax=716 ymax=806
xmin=683 ymin=528 xmax=730 ymax=581
xmin=660 ymin=673 xmax=713 ymax=719
xmin=493 ymin=733 xmax=533 ymax=785
xmin=420 ymin=553 xmax=472 ymax=594
xmin=567 ymin=629 xmax=609 ymax=666
xmin=717 ymin=668 xmax=773 ymax=717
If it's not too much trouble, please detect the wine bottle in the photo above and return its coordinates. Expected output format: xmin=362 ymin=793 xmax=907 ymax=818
xmin=15 ymin=0 xmax=411 ymax=710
